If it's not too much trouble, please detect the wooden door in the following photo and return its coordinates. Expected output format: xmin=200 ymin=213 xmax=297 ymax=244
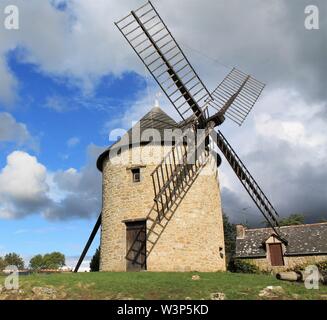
xmin=269 ymin=243 xmax=284 ymax=266
xmin=125 ymin=221 xmax=146 ymax=271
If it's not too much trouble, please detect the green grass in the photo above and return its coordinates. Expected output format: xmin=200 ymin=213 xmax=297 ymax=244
xmin=1 ymin=272 xmax=326 ymax=300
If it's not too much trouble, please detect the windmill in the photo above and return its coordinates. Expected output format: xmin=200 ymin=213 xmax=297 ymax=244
xmin=74 ymin=1 xmax=286 ymax=272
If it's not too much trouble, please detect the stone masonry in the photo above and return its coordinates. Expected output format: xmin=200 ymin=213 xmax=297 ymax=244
xmin=100 ymin=144 xmax=226 ymax=272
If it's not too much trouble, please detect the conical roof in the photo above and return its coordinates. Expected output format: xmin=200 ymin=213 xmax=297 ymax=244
xmin=96 ymin=107 xmax=179 ymax=171
xmin=129 ymin=106 xmax=178 ymax=133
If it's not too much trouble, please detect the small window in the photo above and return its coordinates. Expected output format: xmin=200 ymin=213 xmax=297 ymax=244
xmin=132 ymin=168 xmax=140 ymax=183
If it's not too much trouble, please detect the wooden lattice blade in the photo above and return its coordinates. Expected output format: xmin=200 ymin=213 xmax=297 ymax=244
xmin=207 ymin=68 xmax=265 ymax=126
xmin=212 ymin=130 xmax=287 ymax=243
xmin=115 ymin=1 xmax=211 ymax=126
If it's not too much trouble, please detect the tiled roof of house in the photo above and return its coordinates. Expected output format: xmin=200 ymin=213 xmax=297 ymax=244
xmin=96 ymin=107 xmax=179 ymax=171
xmin=236 ymin=222 xmax=327 ymax=258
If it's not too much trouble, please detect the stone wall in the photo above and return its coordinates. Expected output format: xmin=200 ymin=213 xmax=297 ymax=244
xmin=100 ymin=144 xmax=226 ymax=272
xmin=239 ymin=255 xmax=327 ymax=273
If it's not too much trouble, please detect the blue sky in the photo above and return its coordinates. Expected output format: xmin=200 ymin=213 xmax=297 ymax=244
xmin=2 ymin=49 xmax=147 ymax=168
xmin=0 ymin=0 xmax=326 ymax=269
xmin=0 ymin=49 xmax=149 ymax=265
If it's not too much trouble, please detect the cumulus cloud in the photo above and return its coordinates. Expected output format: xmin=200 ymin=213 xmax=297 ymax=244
xmin=0 ymin=151 xmax=50 ymax=219
xmin=0 ymin=145 xmax=103 ymax=220
xmin=44 ymin=144 xmax=103 ymax=220
xmin=0 ymin=58 xmax=17 ymax=105
xmin=219 ymin=89 xmax=327 ymax=225
xmin=0 ymin=112 xmax=38 ymax=150
xmin=0 ymin=0 xmax=326 ymax=226
xmin=0 ymin=0 xmax=325 ymax=105
xmin=0 ymin=0 xmax=143 ymax=105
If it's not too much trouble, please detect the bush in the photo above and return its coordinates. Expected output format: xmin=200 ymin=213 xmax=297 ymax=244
xmin=0 ymin=257 xmax=6 ymax=271
xmin=29 ymin=252 xmax=65 ymax=270
xmin=287 ymin=263 xmax=307 ymax=273
xmin=287 ymin=261 xmax=327 ymax=273
xmin=316 ymin=261 xmax=327 ymax=273
xmin=223 ymin=214 xmax=236 ymax=267
xmin=90 ymin=247 xmax=100 ymax=272
xmin=229 ymin=259 xmax=260 ymax=274
xmin=3 ymin=253 xmax=25 ymax=270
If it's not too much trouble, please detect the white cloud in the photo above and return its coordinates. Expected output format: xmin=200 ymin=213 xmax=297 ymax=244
xmin=0 ymin=58 xmax=17 ymax=105
xmin=0 ymin=147 xmax=97 ymax=220
xmin=0 ymin=1 xmax=325 ymax=225
xmin=0 ymin=0 xmax=325 ymax=106
xmin=99 ymin=70 xmax=327 ymax=225
xmin=67 ymin=137 xmax=80 ymax=147
xmin=44 ymin=95 xmax=69 ymax=113
xmin=217 ymin=88 xmax=327 ymax=223
xmin=0 ymin=151 xmax=49 ymax=219
xmin=0 ymin=145 xmax=103 ymax=220
xmin=103 ymin=80 xmax=179 ymax=136
xmin=0 ymin=151 xmax=48 ymax=200
xmin=0 ymin=0 xmax=143 ymax=105
xmin=65 ymin=256 xmax=91 ymax=272
xmin=43 ymin=145 xmax=103 ymax=220
xmin=255 ymin=115 xmax=322 ymax=148
xmin=0 ymin=112 xmax=38 ymax=150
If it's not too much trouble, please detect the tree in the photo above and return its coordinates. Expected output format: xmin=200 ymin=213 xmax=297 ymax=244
xmin=223 ymin=213 xmax=236 ymax=268
xmin=264 ymin=213 xmax=305 ymax=227
xmin=90 ymin=247 xmax=100 ymax=272
xmin=279 ymin=214 xmax=305 ymax=226
xmin=29 ymin=254 xmax=44 ymax=271
xmin=4 ymin=252 xmax=25 ymax=270
xmin=0 ymin=257 xmax=6 ymax=271
xmin=43 ymin=252 xmax=65 ymax=269
xmin=29 ymin=252 xmax=65 ymax=270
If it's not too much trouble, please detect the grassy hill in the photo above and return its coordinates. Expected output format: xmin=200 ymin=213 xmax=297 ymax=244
xmin=0 ymin=272 xmax=326 ymax=300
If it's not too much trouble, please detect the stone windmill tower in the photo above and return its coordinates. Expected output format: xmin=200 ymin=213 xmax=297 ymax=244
xmin=74 ymin=1 xmax=287 ymax=273
xmin=97 ymin=106 xmax=225 ymax=271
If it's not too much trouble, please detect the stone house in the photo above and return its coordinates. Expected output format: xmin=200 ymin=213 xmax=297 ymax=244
xmin=235 ymin=223 xmax=327 ymax=272
xmin=96 ymin=106 xmax=226 ymax=272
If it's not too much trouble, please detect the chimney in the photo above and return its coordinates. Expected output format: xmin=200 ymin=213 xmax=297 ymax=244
xmin=236 ymin=224 xmax=246 ymax=239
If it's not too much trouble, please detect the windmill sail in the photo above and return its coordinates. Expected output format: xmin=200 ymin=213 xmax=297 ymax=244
xmin=207 ymin=68 xmax=265 ymax=126
xmin=115 ymin=1 xmax=212 ymax=126
xmin=125 ymin=140 xmax=211 ymax=264
xmin=151 ymin=141 xmax=209 ymax=220
xmin=76 ymin=1 xmax=283 ymax=273
xmin=212 ymin=130 xmax=286 ymax=242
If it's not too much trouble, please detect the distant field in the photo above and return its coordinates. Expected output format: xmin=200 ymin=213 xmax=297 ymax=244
xmin=0 ymin=272 xmax=326 ymax=300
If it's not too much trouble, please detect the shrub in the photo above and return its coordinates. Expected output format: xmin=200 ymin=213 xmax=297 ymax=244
xmin=316 ymin=261 xmax=327 ymax=273
xmin=3 ymin=253 xmax=25 ymax=270
xmin=287 ymin=260 xmax=327 ymax=272
xmin=29 ymin=252 xmax=65 ymax=270
xmin=90 ymin=247 xmax=100 ymax=272
xmin=229 ymin=259 xmax=260 ymax=274
xmin=286 ymin=263 xmax=307 ymax=273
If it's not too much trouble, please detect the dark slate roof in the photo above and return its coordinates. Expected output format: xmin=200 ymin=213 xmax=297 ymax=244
xmin=96 ymin=107 xmax=179 ymax=171
xmin=236 ymin=223 xmax=327 ymax=258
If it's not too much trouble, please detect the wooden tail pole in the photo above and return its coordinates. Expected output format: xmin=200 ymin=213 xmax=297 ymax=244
xmin=74 ymin=213 xmax=102 ymax=272
xmin=276 ymin=272 xmax=302 ymax=282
